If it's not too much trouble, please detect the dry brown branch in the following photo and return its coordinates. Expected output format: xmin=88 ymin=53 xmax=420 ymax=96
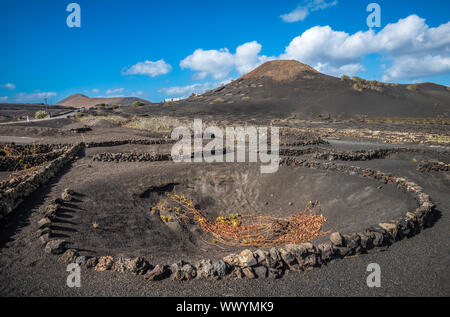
xmin=166 ymin=193 xmax=329 ymax=247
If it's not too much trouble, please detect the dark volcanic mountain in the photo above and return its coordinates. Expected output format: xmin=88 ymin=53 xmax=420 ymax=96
xmin=169 ymin=60 xmax=450 ymax=120
xmin=56 ymin=94 xmax=151 ymax=109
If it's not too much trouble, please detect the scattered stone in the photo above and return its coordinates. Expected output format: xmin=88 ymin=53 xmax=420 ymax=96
xmin=242 ymin=267 xmax=256 ymax=279
xmin=126 ymin=257 xmax=151 ymax=275
xmin=223 ymin=253 xmax=239 ymax=266
xmin=254 ymin=249 xmax=267 ymax=265
xmin=112 ymin=257 xmax=128 ymax=273
xmin=379 ymin=222 xmax=398 ymax=240
xmin=268 ymin=268 xmax=282 ymax=279
xmin=357 ymin=233 xmax=372 ymax=251
xmin=95 ymin=256 xmax=114 ymax=271
xmin=318 ymin=242 xmax=334 ymax=262
xmin=237 ymin=249 xmax=257 ymax=267
xmin=196 ymin=259 xmax=214 ymax=279
xmin=253 ymin=266 xmax=268 ymax=278
xmin=44 ymin=204 xmax=60 ymax=217
xmin=44 ymin=239 xmax=66 ymax=254
xmin=233 ymin=267 xmax=244 ymax=279
xmin=53 ymin=198 xmax=64 ymax=204
xmin=330 ymin=232 xmax=344 ymax=246
xmin=36 ymin=227 xmax=51 ymax=238
xmin=61 ymin=189 xmax=73 ymax=202
xmin=344 ymin=234 xmax=360 ymax=250
xmin=371 ymin=232 xmax=385 ymax=246
xmin=334 ymin=246 xmax=351 ymax=257
xmin=38 ymin=217 xmax=52 ymax=229
xmin=171 ymin=262 xmax=196 ymax=280
xmin=280 ymin=248 xmax=297 ymax=269
xmin=144 ymin=265 xmax=170 ymax=281
xmin=39 ymin=233 xmax=51 ymax=245
xmin=59 ymin=249 xmax=79 ymax=263
xmin=212 ymin=260 xmax=229 ymax=278
xmin=266 ymin=247 xmax=283 ymax=269
xmin=83 ymin=257 xmax=98 ymax=268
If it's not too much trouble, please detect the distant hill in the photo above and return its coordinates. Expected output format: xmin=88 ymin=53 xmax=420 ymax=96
xmin=56 ymin=94 xmax=151 ymax=108
xmin=0 ymin=103 xmax=76 ymax=123
xmin=166 ymin=60 xmax=450 ymax=120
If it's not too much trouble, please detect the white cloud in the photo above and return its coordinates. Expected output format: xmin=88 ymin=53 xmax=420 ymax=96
xmin=180 ymin=41 xmax=274 ymax=79
xmin=158 ymin=79 xmax=232 ymax=97
xmin=281 ymin=0 xmax=338 ymax=23
xmin=180 ymin=48 xmax=235 ymax=79
xmin=83 ymin=88 xmax=100 ymax=94
xmin=281 ymin=15 xmax=450 ymax=79
xmin=178 ymin=14 xmax=450 ymax=85
xmin=106 ymin=88 xmax=124 ymax=95
xmin=123 ymin=59 xmax=172 ymax=77
xmin=0 ymin=96 xmax=8 ymax=101
xmin=383 ymin=55 xmax=450 ymax=81
xmin=131 ymin=90 xmax=144 ymax=97
xmin=14 ymin=91 xmax=57 ymax=102
xmin=235 ymin=42 xmax=274 ymax=74
xmin=2 ymin=83 xmax=16 ymax=90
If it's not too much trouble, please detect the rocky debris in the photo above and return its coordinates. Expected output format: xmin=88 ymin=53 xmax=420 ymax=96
xmin=43 ymin=203 xmax=60 ymax=218
xmin=95 ymin=256 xmax=114 ymax=272
xmin=113 ymin=257 xmax=150 ymax=275
xmin=318 ymin=242 xmax=335 ymax=263
xmin=85 ymin=138 xmax=175 ymax=148
xmin=330 ymin=232 xmax=343 ymax=246
xmin=237 ymin=249 xmax=257 ymax=267
xmin=44 ymin=239 xmax=66 ymax=254
xmin=242 ymin=267 xmax=256 ymax=279
xmin=195 ymin=259 xmax=229 ymax=279
xmin=61 ymin=188 xmax=73 ymax=202
xmin=253 ymin=266 xmax=268 ymax=278
xmin=0 ymin=143 xmax=84 ymax=218
xmin=125 ymin=257 xmax=151 ymax=275
xmin=170 ymin=261 xmax=197 ymax=281
xmin=38 ymin=217 xmax=52 ymax=229
xmin=417 ymin=160 xmax=449 ymax=172
xmin=195 ymin=259 xmax=215 ymax=279
xmin=83 ymin=257 xmax=98 ymax=269
xmin=39 ymin=233 xmax=51 ymax=245
xmin=0 ymin=148 xmax=67 ymax=172
xmin=92 ymin=152 xmax=171 ymax=163
xmin=266 ymin=247 xmax=283 ymax=270
xmin=223 ymin=253 xmax=239 ymax=267
xmin=144 ymin=264 xmax=170 ymax=281
xmin=36 ymin=227 xmax=51 ymax=238
xmin=212 ymin=260 xmax=229 ymax=278
xmin=313 ymin=148 xmax=408 ymax=161
xmin=59 ymin=249 xmax=79 ymax=263
xmin=281 ymin=137 xmax=327 ymax=147
xmin=379 ymin=222 xmax=399 ymax=240
xmin=232 ymin=267 xmax=244 ymax=279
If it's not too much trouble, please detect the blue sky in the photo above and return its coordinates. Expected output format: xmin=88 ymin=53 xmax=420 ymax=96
xmin=1 ymin=0 xmax=449 ymax=104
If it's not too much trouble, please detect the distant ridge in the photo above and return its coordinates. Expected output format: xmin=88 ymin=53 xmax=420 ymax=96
xmin=167 ymin=60 xmax=450 ymax=119
xmin=56 ymin=94 xmax=151 ymax=108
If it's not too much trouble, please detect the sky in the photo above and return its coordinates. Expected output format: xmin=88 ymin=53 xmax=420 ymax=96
xmin=0 ymin=0 xmax=449 ymax=104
